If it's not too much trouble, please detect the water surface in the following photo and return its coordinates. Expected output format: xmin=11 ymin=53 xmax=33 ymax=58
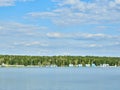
xmin=0 ymin=67 xmax=120 ymax=90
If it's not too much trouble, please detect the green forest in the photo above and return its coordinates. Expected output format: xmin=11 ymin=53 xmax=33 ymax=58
xmin=0 ymin=55 xmax=120 ymax=67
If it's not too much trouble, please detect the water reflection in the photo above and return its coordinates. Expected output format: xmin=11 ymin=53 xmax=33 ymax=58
xmin=0 ymin=67 xmax=120 ymax=90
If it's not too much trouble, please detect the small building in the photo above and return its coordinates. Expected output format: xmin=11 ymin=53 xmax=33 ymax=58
xmin=91 ymin=64 xmax=96 ymax=67
xmin=100 ymin=64 xmax=109 ymax=67
xmin=69 ymin=64 xmax=74 ymax=67
xmin=1 ymin=63 xmax=6 ymax=67
xmin=115 ymin=65 xmax=117 ymax=67
xmin=78 ymin=64 xmax=82 ymax=67
xmin=50 ymin=65 xmax=57 ymax=67
xmin=86 ymin=64 xmax=91 ymax=67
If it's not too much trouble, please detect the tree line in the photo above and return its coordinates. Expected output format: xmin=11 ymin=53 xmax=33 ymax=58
xmin=0 ymin=55 xmax=120 ymax=67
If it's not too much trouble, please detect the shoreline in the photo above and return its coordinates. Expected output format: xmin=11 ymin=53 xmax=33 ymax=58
xmin=0 ymin=65 xmax=119 ymax=68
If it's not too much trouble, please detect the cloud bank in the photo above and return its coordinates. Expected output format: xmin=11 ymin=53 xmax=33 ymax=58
xmin=0 ymin=0 xmax=32 ymax=6
xmin=28 ymin=0 xmax=120 ymax=25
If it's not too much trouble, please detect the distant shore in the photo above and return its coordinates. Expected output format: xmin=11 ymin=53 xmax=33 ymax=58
xmin=0 ymin=64 xmax=119 ymax=68
xmin=0 ymin=55 xmax=120 ymax=68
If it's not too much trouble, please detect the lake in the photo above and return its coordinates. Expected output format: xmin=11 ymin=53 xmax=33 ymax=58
xmin=0 ymin=67 xmax=120 ymax=90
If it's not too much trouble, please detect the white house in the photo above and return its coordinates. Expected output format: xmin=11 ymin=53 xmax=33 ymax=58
xmin=91 ymin=64 xmax=96 ymax=67
xmin=86 ymin=64 xmax=91 ymax=67
xmin=100 ymin=64 xmax=109 ymax=67
xmin=69 ymin=64 xmax=74 ymax=67
xmin=78 ymin=64 xmax=82 ymax=67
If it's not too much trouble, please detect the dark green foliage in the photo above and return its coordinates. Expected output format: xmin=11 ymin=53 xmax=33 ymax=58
xmin=0 ymin=55 xmax=120 ymax=66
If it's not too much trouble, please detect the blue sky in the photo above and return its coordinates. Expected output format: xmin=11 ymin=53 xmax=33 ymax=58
xmin=0 ymin=0 xmax=120 ymax=56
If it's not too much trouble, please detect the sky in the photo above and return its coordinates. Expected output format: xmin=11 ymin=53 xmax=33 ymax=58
xmin=0 ymin=0 xmax=120 ymax=56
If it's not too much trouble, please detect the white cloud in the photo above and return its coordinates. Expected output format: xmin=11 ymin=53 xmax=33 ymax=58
xmin=46 ymin=32 xmax=63 ymax=38
xmin=14 ymin=41 xmax=48 ymax=47
xmin=115 ymin=0 xmax=120 ymax=4
xmin=28 ymin=0 xmax=120 ymax=25
xmin=0 ymin=22 xmax=47 ymax=36
xmin=0 ymin=26 xmax=4 ymax=30
xmin=46 ymin=32 xmax=118 ymax=41
xmin=29 ymin=12 xmax=58 ymax=18
xmin=0 ymin=0 xmax=33 ymax=6
xmin=88 ymin=44 xmax=103 ymax=48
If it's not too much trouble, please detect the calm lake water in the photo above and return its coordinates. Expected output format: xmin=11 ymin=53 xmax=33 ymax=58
xmin=0 ymin=67 xmax=120 ymax=90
